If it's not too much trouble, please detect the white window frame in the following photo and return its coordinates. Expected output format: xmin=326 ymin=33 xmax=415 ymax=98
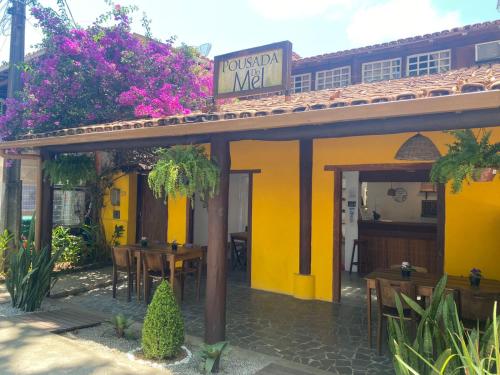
xmin=475 ymin=40 xmax=500 ymax=62
xmin=315 ymin=66 xmax=351 ymax=90
xmin=361 ymin=58 xmax=401 ymax=83
xmin=291 ymin=73 xmax=311 ymax=93
xmin=406 ymin=49 xmax=451 ymax=77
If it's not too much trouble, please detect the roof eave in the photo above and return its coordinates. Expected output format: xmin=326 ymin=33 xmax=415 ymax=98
xmin=1 ymin=90 xmax=499 ymax=151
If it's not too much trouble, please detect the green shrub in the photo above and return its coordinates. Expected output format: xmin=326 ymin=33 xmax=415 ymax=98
xmin=142 ymin=280 xmax=184 ymax=359
xmin=110 ymin=313 xmax=132 ymax=338
xmin=0 ymin=229 xmax=14 ymax=273
xmin=52 ymin=226 xmax=84 ymax=266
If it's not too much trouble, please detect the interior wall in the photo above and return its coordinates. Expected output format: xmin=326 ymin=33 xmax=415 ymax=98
xmin=364 ymin=181 xmax=437 ymax=223
xmin=342 ymin=171 xmax=359 ymax=272
xmin=192 ymin=173 xmax=249 ymax=247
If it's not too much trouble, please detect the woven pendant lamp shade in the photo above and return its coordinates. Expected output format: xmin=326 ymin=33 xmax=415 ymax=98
xmin=395 ymin=133 xmax=441 ymax=161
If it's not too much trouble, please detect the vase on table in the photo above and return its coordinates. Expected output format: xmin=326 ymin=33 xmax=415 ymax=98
xmin=469 ymin=268 xmax=482 ymax=287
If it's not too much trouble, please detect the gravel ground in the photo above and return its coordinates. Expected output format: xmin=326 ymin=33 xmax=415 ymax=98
xmin=62 ymin=322 xmax=273 ymax=375
xmin=0 ymin=285 xmax=61 ymax=318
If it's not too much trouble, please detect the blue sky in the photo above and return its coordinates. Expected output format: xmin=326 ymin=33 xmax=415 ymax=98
xmin=0 ymin=0 xmax=499 ymax=62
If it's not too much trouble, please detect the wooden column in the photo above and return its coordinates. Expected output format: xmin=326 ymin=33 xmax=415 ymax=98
xmin=299 ymin=139 xmax=312 ymax=275
xmin=205 ymin=137 xmax=230 ymax=344
xmin=39 ymin=151 xmax=54 ymax=250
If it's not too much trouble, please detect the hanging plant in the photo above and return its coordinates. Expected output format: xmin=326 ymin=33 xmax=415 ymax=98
xmin=43 ymin=154 xmax=97 ymax=190
xmin=430 ymin=129 xmax=499 ymax=193
xmin=147 ymin=145 xmax=220 ymax=202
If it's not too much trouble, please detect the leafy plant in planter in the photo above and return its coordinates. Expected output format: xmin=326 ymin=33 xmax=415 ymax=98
xmin=430 ymin=129 xmax=500 ymax=193
xmin=148 ymin=145 xmax=220 ymax=203
xmin=43 ymin=154 xmax=97 ymax=190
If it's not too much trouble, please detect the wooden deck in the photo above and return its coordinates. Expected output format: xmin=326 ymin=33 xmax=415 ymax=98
xmin=9 ymin=307 xmax=105 ymax=333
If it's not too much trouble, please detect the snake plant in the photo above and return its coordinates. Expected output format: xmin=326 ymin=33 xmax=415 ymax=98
xmin=6 ymin=217 xmax=63 ymax=312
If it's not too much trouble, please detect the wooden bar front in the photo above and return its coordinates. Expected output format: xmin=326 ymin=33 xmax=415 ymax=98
xmin=358 ymin=220 xmax=439 ymax=274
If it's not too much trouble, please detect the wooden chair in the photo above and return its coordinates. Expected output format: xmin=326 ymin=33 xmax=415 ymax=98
xmin=111 ymin=247 xmax=135 ymax=302
xmin=460 ymin=290 xmax=500 ymax=328
xmin=390 ymin=264 xmax=428 ymax=273
xmin=176 ymin=258 xmax=202 ymax=302
xmin=375 ymin=278 xmax=417 ymax=355
xmin=230 ymin=235 xmax=247 ymax=270
xmin=142 ymin=251 xmax=170 ymax=303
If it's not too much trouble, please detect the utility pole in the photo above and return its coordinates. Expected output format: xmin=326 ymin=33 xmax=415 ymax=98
xmin=0 ymin=0 xmax=26 ymax=246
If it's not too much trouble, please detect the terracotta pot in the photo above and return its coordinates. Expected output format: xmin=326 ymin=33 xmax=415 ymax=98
xmin=472 ymin=168 xmax=497 ymax=182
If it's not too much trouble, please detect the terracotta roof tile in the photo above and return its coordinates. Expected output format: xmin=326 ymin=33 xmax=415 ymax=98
xmin=293 ymin=20 xmax=500 ymax=68
xmin=16 ymin=63 xmax=500 ymax=141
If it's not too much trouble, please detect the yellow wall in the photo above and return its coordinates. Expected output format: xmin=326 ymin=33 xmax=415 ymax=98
xmin=111 ymin=127 xmax=500 ymax=302
xmin=231 ymin=141 xmax=300 ymax=295
xmin=167 ymin=196 xmax=188 ymax=244
xmin=102 ymin=173 xmax=137 ymax=245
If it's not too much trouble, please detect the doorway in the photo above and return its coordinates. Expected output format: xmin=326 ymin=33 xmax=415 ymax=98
xmin=329 ymin=163 xmax=445 ymax=303
xmin=136 ymin=174 xmax=167 ymax=243
xmin=192 ymin=171 xmax=256 ymax=284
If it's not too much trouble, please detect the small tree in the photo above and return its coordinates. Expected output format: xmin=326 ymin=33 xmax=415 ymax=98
xmin=142 ymin=280 xmax=184 ymax=359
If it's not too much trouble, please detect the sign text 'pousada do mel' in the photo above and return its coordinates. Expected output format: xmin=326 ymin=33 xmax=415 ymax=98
xmin=214 ymin=41 xmax=292 ymax=99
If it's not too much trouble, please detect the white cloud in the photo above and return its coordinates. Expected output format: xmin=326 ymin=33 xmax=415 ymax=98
xmin=346 ymin=0 xmax=461 ymax=47
xmin=248 ymin=0 xmax=351 ymax=20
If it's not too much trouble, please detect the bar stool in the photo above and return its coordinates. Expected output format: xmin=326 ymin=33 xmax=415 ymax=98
xmin=349 ymin=239 xmax=365 ymax=274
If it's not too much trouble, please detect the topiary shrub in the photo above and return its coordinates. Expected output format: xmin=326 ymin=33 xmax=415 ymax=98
xmin=142 ymin=280 xmax=185 ymax=359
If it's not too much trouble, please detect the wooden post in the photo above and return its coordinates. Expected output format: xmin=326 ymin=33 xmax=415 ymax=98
xmin=205 ymin=137 xmax=230 ymax=344
xmin=299 ymin=139 xmax=312 ymax=275
xmin=39 ymin=151 xmax=54 ymax=250
xmin=35 ymin=150 xmax=43 ymax=250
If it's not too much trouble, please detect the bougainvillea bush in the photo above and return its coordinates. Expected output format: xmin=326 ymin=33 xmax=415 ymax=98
xmin=0 ymin=3 xmax=212 ymax=140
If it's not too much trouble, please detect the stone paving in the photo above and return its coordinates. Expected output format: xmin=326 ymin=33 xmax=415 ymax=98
xmin=55 ymin=269 xmax=393 ymax=375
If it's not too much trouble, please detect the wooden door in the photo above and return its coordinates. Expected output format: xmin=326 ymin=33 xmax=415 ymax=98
xmin=136 ymin=174 xmax=167 ymax=243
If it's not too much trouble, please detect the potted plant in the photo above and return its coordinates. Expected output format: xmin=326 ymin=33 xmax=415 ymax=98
xmin=147 ymin=145 xmax=220 ymax=203
xmin=171 ymin=240 xmax=178 ymax=252
xmin=469 ymin=268 xmax=482 ymax=287
xmin=430 ymin=129 xmax=499 ymax=193
xmin=400 ymin=262 xmax=414 ymax=278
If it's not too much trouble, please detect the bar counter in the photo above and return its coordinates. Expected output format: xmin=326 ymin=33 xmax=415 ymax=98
xmin=358 ymin=220 xmax=439 ymax=274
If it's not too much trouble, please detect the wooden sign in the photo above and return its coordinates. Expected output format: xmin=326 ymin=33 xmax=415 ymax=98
xmin=214 ymin=41 xmax=292 ymax=99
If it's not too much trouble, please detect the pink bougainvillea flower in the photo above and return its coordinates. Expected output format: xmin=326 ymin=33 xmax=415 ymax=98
xmin=0 ymin=3 xmax=213 ymax=141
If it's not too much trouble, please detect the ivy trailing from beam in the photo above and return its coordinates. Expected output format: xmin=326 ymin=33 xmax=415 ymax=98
xmin=148 ymin=145 xmax=220 ymax=202
xmin=43 ymin=154 xmax=97 ymax=190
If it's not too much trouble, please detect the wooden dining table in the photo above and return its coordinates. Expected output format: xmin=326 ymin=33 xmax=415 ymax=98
xmin=364 ymin=269 xmax=500 ymax=347
xmin=117 ymin=244 xmax=205 ymax=301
